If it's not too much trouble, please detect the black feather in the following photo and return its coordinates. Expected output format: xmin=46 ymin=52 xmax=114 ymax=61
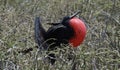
xmin=34 ymin=17 xmax=47 ymax=49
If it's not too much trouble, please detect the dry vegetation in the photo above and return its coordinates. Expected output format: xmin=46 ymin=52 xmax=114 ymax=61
xmin=0 ymin=0 xmax=120 ymax=70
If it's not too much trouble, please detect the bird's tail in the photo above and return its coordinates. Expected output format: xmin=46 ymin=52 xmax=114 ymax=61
xmin=17 ymin=17 xmax=46 ymax=54
xmin=34 ymin=17 xmax=47 ymax=50
xmin=35 ymin=17 xmax=56 ymax=64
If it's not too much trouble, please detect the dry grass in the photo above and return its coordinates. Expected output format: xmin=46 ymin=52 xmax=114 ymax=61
xmin=0 ymin=0 xmax=120 ymax=70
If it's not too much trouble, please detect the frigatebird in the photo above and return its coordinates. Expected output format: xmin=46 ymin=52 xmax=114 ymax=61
xmin=35 ymin=11 xmax=86 ymax=64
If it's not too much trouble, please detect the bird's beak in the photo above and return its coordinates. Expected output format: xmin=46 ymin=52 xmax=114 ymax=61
xmin=46 ymin=11 xmax=81 ymax=25
xmin=70 ymin=11 xmax=81 ymax=19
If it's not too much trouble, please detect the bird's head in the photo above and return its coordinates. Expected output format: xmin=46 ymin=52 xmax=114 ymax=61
xmin=61 ymin=11 xmax=81 ymax=26
xmin=61 ymin=16 xmax=70 ymax=26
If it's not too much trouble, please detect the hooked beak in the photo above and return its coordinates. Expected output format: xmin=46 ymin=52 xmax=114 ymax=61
xmin=47 ymin=10 xmax=81 ymax=25
xmin=70 ymin=10 xmax=81 ymax=18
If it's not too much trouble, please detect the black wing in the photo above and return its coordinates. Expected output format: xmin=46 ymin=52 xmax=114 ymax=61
xmin=45 ymin=24 xmax=74 ymax=49
xmin=34 ymin=17 xmax=48 ymax=49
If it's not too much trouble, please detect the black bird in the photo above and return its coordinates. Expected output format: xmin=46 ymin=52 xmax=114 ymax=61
xmin=34 ymin=11 xmax=87 ymax=64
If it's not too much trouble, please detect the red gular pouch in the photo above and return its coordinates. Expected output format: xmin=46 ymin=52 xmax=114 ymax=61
xmin=69 ymin=17 xmax=87 ymax=47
